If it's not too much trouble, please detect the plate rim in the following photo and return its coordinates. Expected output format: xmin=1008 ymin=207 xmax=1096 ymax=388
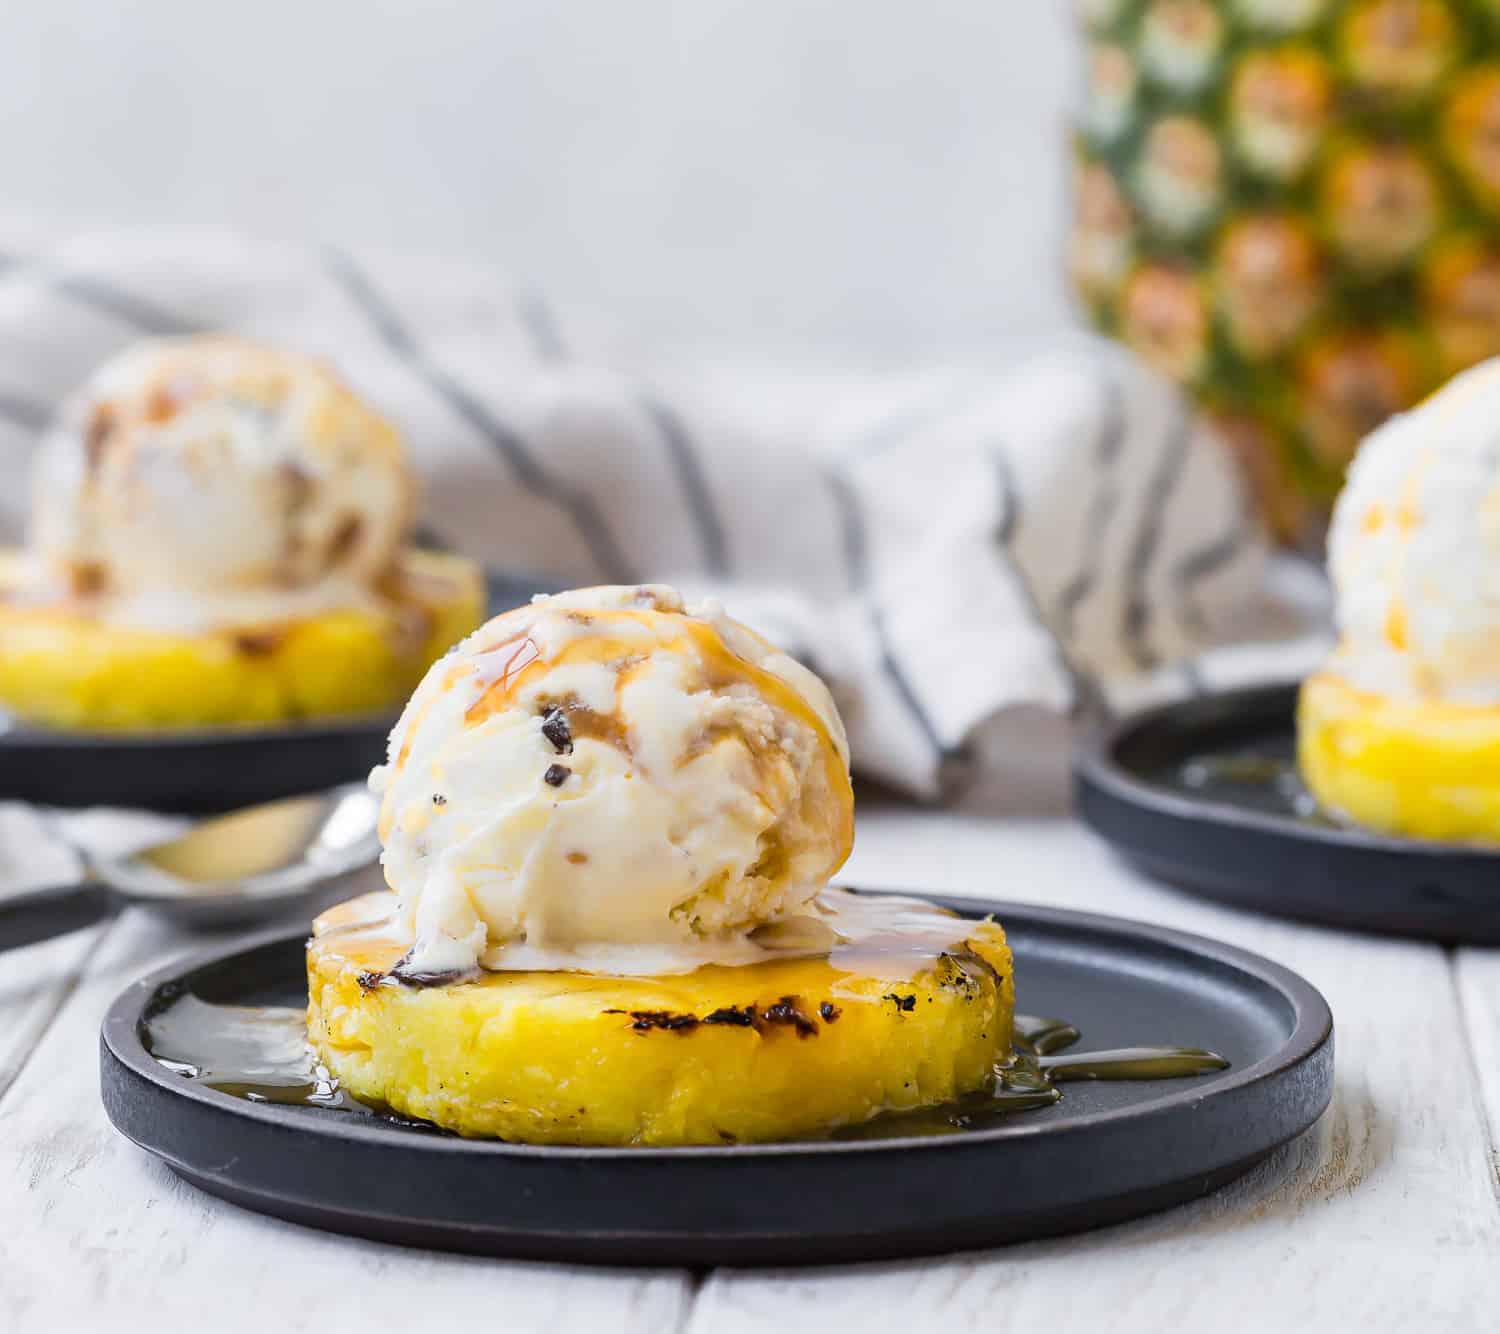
xmin=0 ymin=709 xmax=398 ymax=750
xmin=0 ymin=711 xmax=396 ymax=750
xmin=101 ymin=888 xmax=1334 ymax=1163
xmin=1074 ymin=680 xmax=1500 ymax=862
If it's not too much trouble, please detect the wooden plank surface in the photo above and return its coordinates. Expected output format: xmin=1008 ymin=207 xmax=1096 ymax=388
xmin=689 ymin=809 xmax=1499 ymax=1332
xmin=0 ymin=907 xmax=694 ymax=1331
xmin=1451 ymin=948 xmax=1500 ymax=1196
xmin=3 ymin=802 xmax=1498 ymax=1332
xmin=0 ymin=805 xmax=112 ymax=1102
xmin=0 ymin=927 xmax=105 ymax=1103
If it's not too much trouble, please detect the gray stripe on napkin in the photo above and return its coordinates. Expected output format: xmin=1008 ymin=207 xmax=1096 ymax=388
xmin=516 ymin=290 xmax=568 ymax=365
xmin=823 ymin=466 xmax=951 ymax=766
xmin=992 ymin=448 xmax=1088 ymax=710
xmin=0 ymin=251 xmax=199 ymax=337
xmin=325 ymin=247 xmax=638 ymax=584
xmin=1172 ymin=492 xmax=1253 ymax=637
xmin=1122 ymin=405 xmax=1192 ymax=671
xmin=1055 ymin=361 xmax=1126 ymax=644
xmin=0 ymin=395 xmax=49 ymax=433
xmin=638 ymin=394 xmax=730 ymax=578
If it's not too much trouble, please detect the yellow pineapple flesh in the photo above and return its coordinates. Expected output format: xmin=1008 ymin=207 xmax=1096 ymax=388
xmin=306 ymin=892 xmax=1016 ymax=1146
xmin=1299 ymin=669 xmax=1500 ymax=842
xmin=0 ymin=548 xmax=484 ymax=729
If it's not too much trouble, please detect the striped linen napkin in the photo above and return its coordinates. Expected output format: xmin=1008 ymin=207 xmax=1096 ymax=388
xmin=0 ymin=224 xmax=1315 ymax=800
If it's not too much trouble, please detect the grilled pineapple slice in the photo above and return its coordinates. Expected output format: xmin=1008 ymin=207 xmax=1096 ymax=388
xmin=307 ymin=892 xmax=1015 ymax=1145
xmin=1299 ymin=670 xmax=1500 ymax=843
xmin=0 ymin=549 xmax=484 ymax=729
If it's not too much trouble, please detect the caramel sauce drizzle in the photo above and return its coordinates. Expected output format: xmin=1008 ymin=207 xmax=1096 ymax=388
xmin=424 ymin=606 xmax=853 ymax=862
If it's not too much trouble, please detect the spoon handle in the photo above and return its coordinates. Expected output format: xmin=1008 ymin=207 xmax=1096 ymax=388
xmin=0 ymin=882 xmax=119 ymax=952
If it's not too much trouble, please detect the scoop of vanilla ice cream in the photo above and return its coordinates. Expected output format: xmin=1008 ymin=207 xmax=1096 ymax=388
xmin=28 ymin=336 xmax=411 ymax=631
xmin=372 ymin=584 xmax=854 ymax=977
xmin=1326 ymin=357 xmax=1500 ymax=702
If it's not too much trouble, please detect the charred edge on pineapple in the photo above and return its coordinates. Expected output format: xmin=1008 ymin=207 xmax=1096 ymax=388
xmin=233 ymin=627 xmax=288 ymax=657
xmin=883 ymin=993 xmax=917 ymax=1012
xmin=937 ymin=947 xmax=1004 ymax=999
xmin=605 ymin=996 xmax=822 ymax=1037
xmin=760 ymin=998 xmax=818 ymax=1037
xmin=389 ymin=950 xmax=471 ymax=988
xmin=703 ymin=1005 xmax=756 ymax=1027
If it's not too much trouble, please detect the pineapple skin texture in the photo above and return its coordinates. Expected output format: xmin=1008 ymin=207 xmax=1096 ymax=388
xmin=1299 ymin=670 xmax=1500 ymax=842
xmin=1072 ymin=1 xmax=1500 ymax=543
xmin=0 ymin=549 xmax=484 ymax=729
xmin=307 ymin=903 xmax=1015 ymax=1146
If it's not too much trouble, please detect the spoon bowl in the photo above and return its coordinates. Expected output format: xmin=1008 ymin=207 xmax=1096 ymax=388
xmin=0 ymin=783 xmax=382 ymax=950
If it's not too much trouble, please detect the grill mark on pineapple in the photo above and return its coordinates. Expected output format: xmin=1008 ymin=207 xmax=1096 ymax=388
xmin=703 ymin=1005 xmax=756 ymax=1027
xmin=760 ymin=997 xmax=818 ymax=1037
xmin=233 ymin=627 xmax=288 ymax=657
xmin=605 ymin=996 xmax=822 ymax=1037
xmin=944 ymin=944 xmax=1006 ymax=995
xmin=390 ymin=950 xmax=472 ymax=988
xmin=610 ymin=1009 xmax=701 ymax=1033
xmin=600 ymin=949 xmax=995 ymax=1038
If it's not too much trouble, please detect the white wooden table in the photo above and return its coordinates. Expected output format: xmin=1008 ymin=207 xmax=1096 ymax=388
xmin=4 ymin=798 xmax=1498 ymax=1332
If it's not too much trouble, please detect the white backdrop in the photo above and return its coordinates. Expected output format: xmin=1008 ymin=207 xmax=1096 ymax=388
xmin=3 ymin=2 xmax=1077 ymax=366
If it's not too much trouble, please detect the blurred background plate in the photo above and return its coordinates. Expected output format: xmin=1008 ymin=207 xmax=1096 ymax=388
xmin=1075 ymin=683 xmax=1500 ymax=944
xmin=0 ymin=569 xmax=558 ymax=813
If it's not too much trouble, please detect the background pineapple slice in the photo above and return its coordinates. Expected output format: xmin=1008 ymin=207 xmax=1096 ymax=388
xmin=1300 ymin=671 xmax=1500 ymax=841
xmin=0 ymin=549 xmax=483 ymax=730
xmin=307 ymin=893 xmax=1015 ymax=1145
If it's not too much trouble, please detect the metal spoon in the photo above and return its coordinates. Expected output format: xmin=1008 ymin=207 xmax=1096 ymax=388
xmin=0 ymin=783 xmax=381 ymax=952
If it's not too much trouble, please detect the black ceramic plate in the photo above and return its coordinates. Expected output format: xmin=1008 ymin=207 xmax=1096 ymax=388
xmin=100 ymin=892 xmax=1332 ymax=1266
xmin=0 ymin=570 xmax=555 ymax=813
xmin=1075 ymin=682 xmax=1500 ymax=943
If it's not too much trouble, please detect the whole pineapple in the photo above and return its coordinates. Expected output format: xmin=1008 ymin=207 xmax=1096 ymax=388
xmin=1071 ymin=0 xmax=1500 ymax=544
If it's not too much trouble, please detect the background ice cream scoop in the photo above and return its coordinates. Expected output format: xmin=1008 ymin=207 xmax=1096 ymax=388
xmin=28 ymin=335 xmax=412 ymax=631
xmin=1325 ymin=358 xmax=1500 ymax=703
xmin=373 ymin=584 xmax=854 ymax=977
